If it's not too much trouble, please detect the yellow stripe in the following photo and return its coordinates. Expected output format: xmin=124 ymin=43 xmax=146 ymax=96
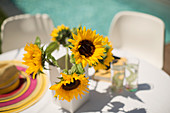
xmin=0 ymin=60 xmax=28 ymax=69
xmin=0 ymin=72 xmax=19 ymax=88
xmin=0 ymin=72 xmax=30 ymax=102
xmin=0 ymin=79 xmax=20 ymax=94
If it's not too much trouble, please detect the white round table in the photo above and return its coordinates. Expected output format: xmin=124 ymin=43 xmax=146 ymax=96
xmin=0 ymin=48 xmax=170 ymax=113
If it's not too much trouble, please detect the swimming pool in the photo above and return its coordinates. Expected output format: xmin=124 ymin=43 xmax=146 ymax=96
xmin=12 ymin=0 xmax=170 ymax=44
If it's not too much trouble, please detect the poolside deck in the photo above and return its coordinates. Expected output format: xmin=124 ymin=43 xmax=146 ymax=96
xmin=0 ymin=0 xmax=170 ymax=75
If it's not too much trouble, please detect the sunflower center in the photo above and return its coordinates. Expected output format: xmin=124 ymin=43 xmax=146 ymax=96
xmin=62 ymin=79 xmax=80 ymax=91
xmin=78 ymin=40 xmax=95 ymax=57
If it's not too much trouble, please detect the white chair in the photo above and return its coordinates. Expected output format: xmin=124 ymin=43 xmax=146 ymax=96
xmin=109 ymin=11 xmax=165 ymax=69
xmin=1 ymin=14 xmax=54 ymax=53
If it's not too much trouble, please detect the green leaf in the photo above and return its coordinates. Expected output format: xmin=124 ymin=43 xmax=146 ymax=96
xmin=40 ymin=45 xmax=45 ymax=51
xmin=70 ymin=54 xmax=75 ymax=63
xmin=53 ymin=60 xmax=58 ymax=67
xmin=45 ymin=41 xmax=59 ymax=54
xmin=37 ymin=70 xmax=44 ymax=75
xmin=70 ymin=64 xmax=77 ymax=74
xmin=43 ymin=66 xmax=49 ymax=70
xmin=34 ymin=37 xmax=41 ymax=48
xmin=68 ymin=70 xmax=72 ymax=75
xmin=64 ymin=44 xmax=70 ymax=47
xmin=57 ymin=77 xmax=63 ymax=80
xmin=47 ymin=54 xmax=59 ymax=67
xmin=55 ymin=81 xmax=61 ymax=84
xmin=102 ymin=52 xmax=107 ymax=59
xmin=77 ymin=63 xmax=84 ymax=74
xmin=104 ymin=44 xmax=111 ymax=52
xmin=71 ymin=24 xmax=81 ymax=35
xmin=50 ymin=55 xmax=58 ymax=66
xmin=78 ymin=24 xmax=82 ymax=29
xmin=62 ymin=69 xmax=68 ymax=74
xmin=71 ymin=27 xmax=77 ymax=35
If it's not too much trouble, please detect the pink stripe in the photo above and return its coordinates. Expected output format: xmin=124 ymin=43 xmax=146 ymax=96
xmin=0 ymin=78 xmax=37 ymax=107
xmin=16 ymin=66 xmax=27 ymax=72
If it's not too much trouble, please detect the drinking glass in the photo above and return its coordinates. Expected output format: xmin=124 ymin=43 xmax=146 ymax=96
xmin=125 ymin=57 xmax=139 ymax=92
xmin=111 ymin=59 xmax=125 ymax=93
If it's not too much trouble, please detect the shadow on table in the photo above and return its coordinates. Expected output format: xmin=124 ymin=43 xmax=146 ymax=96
xmin=74 ymin=83 xmax=150 ymax=113
xmin=119 ymin=83 xmax=151 ymax=103
xmin=108 ymin=102 xmax=146 ymax=113
xmin=59 ymin=83 xmax=150 ymax=113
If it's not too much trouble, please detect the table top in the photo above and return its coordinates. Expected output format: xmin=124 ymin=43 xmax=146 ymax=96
xmin=0 ymin=47 xmax=170 ymax=113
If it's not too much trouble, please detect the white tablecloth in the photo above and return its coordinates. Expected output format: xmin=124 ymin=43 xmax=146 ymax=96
xmin=0 ymin=47 xmax=170 ymax=113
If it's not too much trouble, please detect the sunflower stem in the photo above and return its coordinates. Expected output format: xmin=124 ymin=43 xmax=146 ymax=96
xmin=65 ymin=47 xmax=69 ymax=71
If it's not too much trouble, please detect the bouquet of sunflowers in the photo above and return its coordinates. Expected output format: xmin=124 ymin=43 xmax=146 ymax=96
xmin=22 ymin=24 xmax=114 ymax=102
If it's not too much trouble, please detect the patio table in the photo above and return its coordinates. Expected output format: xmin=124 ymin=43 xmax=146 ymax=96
xmin=0 ymin=47 xmax=170 ymax=113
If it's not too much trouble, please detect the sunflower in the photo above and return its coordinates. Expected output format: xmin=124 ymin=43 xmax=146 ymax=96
xmin=22 ymin=43 xmax=43 ymax=79
xmin=51 ymin=24 xmax=71 ymax=45
xmin=94 ymin=37 xmax=114 ymax=71
xmin=68 ymin=26 xmax=105 ymax=68
xmin=94 ymin=48 xmax=114 ymax=70
xmin=50 ymin=73 xmax=89 ymax=102
xmin=104 ymin=48 xmax=114 ymax=65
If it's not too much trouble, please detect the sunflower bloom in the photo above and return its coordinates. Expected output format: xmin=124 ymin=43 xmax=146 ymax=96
xmin=50 ymin=73 xmax=89 ymax=102
xmin=104 ymin=48 xmax=114 ymax=65
xmin=94 ymin=37 xmax=114 ymax=70
xmin=102 ymin=37 xmax=114 ymax=66
xmin=68 ymin=26 xmax=105 ymax=68
xmin=94 ymin=48 xmax=114 ymax=70
xmin=22 ymin=43 xmax=43 ymax=79
xmin=51 ymin=24 xmax=69 ymax=41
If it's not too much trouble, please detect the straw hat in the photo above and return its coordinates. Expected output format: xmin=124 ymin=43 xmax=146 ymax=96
xmin=0 ymin=63 xmax=20 ymax=94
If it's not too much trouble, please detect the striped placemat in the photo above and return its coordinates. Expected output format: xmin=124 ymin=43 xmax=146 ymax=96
xmin=0 ymin=60 xmax=48 ymax=113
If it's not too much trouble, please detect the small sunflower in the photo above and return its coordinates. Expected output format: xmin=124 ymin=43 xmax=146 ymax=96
xmin=22 ymin=43 xmax=43 ymax=79
xmin=50 ymin=73 xmax=89 ymax=102
xmin=51 ymin=24 xmax=71 ymax=45
xmin=104 ymin=48 xmax=114 ymax=65
xmin=68 ymin=26 xmax=105 ymax=68
xmin=94 ymin=48 xmax=114 ymax=70
xmin=94 ymin=37 xmax=114 ymax=71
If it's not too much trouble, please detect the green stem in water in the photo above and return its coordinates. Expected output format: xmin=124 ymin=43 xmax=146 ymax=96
xmin=65 ymin=47 xmax=68 ymax=71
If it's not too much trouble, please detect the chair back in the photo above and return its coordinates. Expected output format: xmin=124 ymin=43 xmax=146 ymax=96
xmin=109 ymin=11 xmax=165 ymax=69
xmin=1 ymin=14 xmax=54 ymax=52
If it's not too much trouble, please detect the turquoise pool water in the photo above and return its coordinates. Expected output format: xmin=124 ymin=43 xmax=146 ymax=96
xmin=12 ymin=0 xmax=170 ymax=44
